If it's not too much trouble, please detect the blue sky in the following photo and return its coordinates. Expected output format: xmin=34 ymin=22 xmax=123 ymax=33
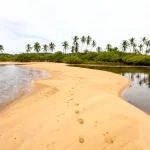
xmin=0 ymin=0 xmax=150 ymax=53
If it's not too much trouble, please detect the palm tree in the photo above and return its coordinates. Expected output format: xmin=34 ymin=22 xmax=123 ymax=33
xmin=96 ymin=47 xmax=102 ymax=52
xmin=121 ymin=40 xmax=128 ymax=52
xmin=26 ymin=44 xmax=32 ymax=53
xmin=75 ymin=42 xmax=79 ymax=53
xmin=129 ymin=37 xmax=136 ymax=53
xmin=106 ymin=44 xmax=112 ymax=51
xmin=71 ymin=46 xmax=75 ymax=53
xmin=0 ymin=45 xmax=4 ymax=53
xmin=138 ymin=44 xmax=144 ymax=54
xmin=43 ymin=44 xmax=48 ymax=53
xmin=72 ymin=36 xmax=79 ymax=45
xmin=62 ymin=41 xmax=69 ymax=53
xmin=34 ymin=42 xmax=41 ymax=53
xmin=86 ymin=36 xmax=92 ymax=49
xmin=49 ymin=42 xmax=55 ymax=53
xmin=133 ymin=43 xmax=137 ymax=53
xmin=91 ymin=40 xmax=96 ymax=51
xmin=114 ymin=47 xmax=119 ymax=51
xmin=141 ymin=37 xmax=147 ymax=53
xmin=141 ymin=37 xmax=147 ymax=45
xmin=80 ymin=36 xmax=86 ymax=52
xmin=145 ymin=40 xmax=150 ymax=52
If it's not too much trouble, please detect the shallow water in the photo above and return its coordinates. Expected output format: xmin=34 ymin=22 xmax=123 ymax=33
xmin=0 ymin=65 xmax=50 ymax=105
xmin=70 ymin=65 xmax=150 ymax=114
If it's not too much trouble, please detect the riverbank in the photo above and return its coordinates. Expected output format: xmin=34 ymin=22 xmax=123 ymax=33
xmin=0 ymin=62 xmax=150 ymax=150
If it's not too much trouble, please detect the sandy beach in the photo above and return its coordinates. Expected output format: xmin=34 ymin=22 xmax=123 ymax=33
xmin=0 ymin=62 xmax=150 ymax=150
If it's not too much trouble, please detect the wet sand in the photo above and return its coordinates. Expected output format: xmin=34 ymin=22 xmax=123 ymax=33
xmin=0 ymin=62 xmax=150 ymax=150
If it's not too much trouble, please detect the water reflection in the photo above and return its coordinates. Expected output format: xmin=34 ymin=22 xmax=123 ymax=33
xmin=70 ymin=65 xmax=150 ymax=114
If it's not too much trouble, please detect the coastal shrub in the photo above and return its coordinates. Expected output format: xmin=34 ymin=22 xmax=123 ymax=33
xmin=52 ymin=51 xmax=65 ymax=63
xmin=1 ymin=51 xmax=150 ymax=66
xmin=124 ymin=55 xmax=150 ymax=65
xmin=82 ymin=52 xmax=98 ymax=61
xmin=0 ymin=54 xmax=14 ymax=61
xmin=95 ymin=52 xmax=121 ymax=62
xmin=64 ymin=56 xmax=83 ymax=64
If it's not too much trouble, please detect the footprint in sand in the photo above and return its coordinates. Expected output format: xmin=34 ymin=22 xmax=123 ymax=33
xmin=77 ymin=118 xmax=84 ymax=124
xmin=75 ymin=103 xmax=79 ymax=106
xmin=94 ymin=121 xmax=98 ymax=127
xmin=103 ymin=132 xmax=114 ymax=144
xmin=79 ymin=136 xmax=85 ymax=143
xmin=52 ymin=141 xmax=55 ymax=144
xmin=75 ymin=110 xmax=79 ymax=114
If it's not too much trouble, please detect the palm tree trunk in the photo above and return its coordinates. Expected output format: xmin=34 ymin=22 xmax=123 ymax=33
xmin=81 ymin=43 xmax=83 ymax=52
xmin=86 ymin=44 xmax=88 ymax=50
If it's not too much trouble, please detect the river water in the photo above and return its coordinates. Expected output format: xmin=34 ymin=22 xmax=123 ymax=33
xmin=0 ymin=65 xmax=50 ymax=105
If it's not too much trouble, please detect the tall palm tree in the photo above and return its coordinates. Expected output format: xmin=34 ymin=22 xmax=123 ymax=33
xmin=26 ymin=44 xmax=32 ymax=53
xmin=86 ymin=36 xmax=92 ymax=49
xmin=34 ymin=42 xmax=41 ymax=53
xmin=62 ymin=41 xmax=69 ymax=53
xmin=96 ymin=47 xmax=102 ymax=52
xmin=80 ymin=36 xmax=86 ymax=52
xmin=72 ymin=36 xmax=79 ymax=45
xmin=91 ymin=40 xmax=96 ymax=51
xmin=106 ymin=44 xmax=112 ymax=51
xmin=121 ymin=40 xmax=128 ymax=52
xmin=133 ymin=43 xmax=137 ymax=53
xmin=141 ymin=37 xmax=148 ymax=53
xmin=141 ymin=37 xmax=147 ymax=45
xmin=145 ymin=40 xmax=150 ymax=52
xmin=75 ymin=42 xmax=79 ymax=53
xmin=0 ymin=45 xmax=4 ymax=53
xmin=71 ymin=46 xmax=75 ymax=53
xmin=49 ymin=42 xmax=55 ymax=53
xmin=42 ymin=44 xmax=48 ymax=53
xmin=129 ymin=37 xmax=136 ymax=53
xmin=138 ymin=44 xmax=144 ymax=54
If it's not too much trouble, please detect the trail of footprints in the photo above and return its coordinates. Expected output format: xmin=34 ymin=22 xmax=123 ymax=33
xmin=68 ymin=80 xmax=86 ymax=144
xmin=65 ymin=79 xmax=115 ymax=146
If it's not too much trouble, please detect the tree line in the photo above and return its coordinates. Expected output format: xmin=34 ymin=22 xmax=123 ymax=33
xmin=25 ymin=36 xmax=150 ymax=54
xmin=1 ymin=36 xmax=150 ymax=54
xmin=26 ymin=42 xmax=56 ymax=53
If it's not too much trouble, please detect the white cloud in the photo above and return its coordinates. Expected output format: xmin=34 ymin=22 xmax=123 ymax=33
xmin=0 ymin=0 xmax=150 ymax=53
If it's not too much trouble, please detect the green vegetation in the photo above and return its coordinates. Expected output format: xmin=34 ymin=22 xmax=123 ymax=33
xmin=1 ymin=36 xmax=150 ymax=65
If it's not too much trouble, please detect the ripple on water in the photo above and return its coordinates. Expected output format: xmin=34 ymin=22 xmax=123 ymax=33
xmin=0 ymin=65 xmax=50 ymax=105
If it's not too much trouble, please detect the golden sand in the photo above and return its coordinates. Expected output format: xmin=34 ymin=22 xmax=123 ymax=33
xmin=0 ymin=62 xmax=150 ymax=150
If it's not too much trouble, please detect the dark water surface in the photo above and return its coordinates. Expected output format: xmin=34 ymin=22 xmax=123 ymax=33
xmin=70 ymin=65 xmax=150 ymax=114
xmin=0 ymin=65 xmax=50 ymax=105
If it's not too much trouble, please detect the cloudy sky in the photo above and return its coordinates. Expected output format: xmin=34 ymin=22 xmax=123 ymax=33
xmin=0 ymin=0 xmax=150 ymax=53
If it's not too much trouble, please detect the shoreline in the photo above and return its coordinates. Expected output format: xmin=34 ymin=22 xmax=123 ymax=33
xmin=0 ymin=62 xmax=150 ymax=150
xmin=0 ymin=63 xmax=50 ymax=112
